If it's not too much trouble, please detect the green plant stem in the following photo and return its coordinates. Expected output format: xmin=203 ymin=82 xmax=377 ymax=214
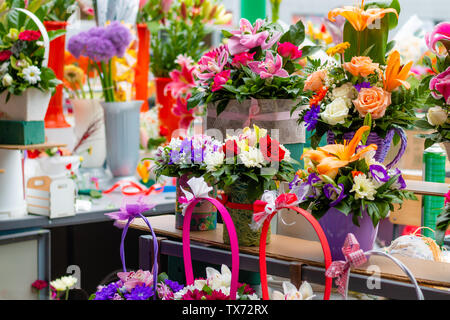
xmin=87 ymin=60 xmax=94 ymax=100
xmin=271 ymin=2 xmax=280 ymax=22
xmin=65 ymin=289 xmax=69 ymax=300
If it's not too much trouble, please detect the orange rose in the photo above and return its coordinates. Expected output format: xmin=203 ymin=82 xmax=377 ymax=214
xmin=353 ymin=87 xmax=392 ymax=119
xmin=304 ymin=70 xmax=327 ymax=92
xmin=343 ymin=56 xmax=379 ymax=78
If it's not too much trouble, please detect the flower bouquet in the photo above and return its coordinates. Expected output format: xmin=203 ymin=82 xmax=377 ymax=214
xmin=415 ymin=22 xmax=450 ymax=155
xmin=296 ymin=0 xmax=425 ymax=168
xmin=188 ymin=18 xmax=320 ymax=146
xmin=172 ymin=264 xmax=259 ymax=300
xmin=291 ymin=126 xmax=416 ymax=259
xmin=436 ymin=191 xmax=450 ymax=246
xmin=202 ymin=125 xmax=296 ymax=246
xmin=153 ymin=135 xmax=224 ymax=230
xmin=0 ymin=8 xmax=60 ymax=122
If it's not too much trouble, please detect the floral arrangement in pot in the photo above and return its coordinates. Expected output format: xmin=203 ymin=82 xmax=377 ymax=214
xmin=295 ymin=0 xmax=426 ymax=169
xmin=0 ymin=7 xmax=60 ymax=122
xmin=415 ymin=22 xmax=450 ymax=156
xmin=187 ymin=18 xmax=320 ymax=148
xmin=202 ymin=125 xmax=296 ymax=247
xmin=68 ymin=22 xmax=143 ymax=177
xmin=152 ymin=134 xmax=224 ymax=231
xmin=290 ymin=126 xmax=416 ymax=260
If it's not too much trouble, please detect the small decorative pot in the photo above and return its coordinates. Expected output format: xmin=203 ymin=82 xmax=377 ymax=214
xmin=0 ymin=88 xmax=51 ymax=121
xmin=318 ymin=207 xmax=379 ymax=261
xmin=175 ymin=174 xmax=217 ymax=231
xmin=222 ymin=180 xmax=271 ymax=247
xmin=101 ymin=100 xmax=142 ymax=177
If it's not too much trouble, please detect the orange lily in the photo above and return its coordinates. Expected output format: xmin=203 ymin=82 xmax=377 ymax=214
xmin=383 ymin=50 xmax=413 ymax=92
xmin=301 ymin=126 xmax=378 ymax=178
xmin=137 ymin=161 xmax=151 ymax=184
xmin=328 ymin=0 xmax=398 ymax=32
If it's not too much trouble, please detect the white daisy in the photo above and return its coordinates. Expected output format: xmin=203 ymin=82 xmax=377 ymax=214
xmin=351 ymin=174 xmax=377 ymax=201
xmin=22 ymin=66 xmax=41 ymax=84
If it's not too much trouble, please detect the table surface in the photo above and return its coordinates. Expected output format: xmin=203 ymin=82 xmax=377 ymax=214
xmin=0 ymin=192 xmax=176 ymax=232
xmin=0 ymin=142 xmax=67 ymax=150
xmin=130 ymin=215 xmax=450 ymax=290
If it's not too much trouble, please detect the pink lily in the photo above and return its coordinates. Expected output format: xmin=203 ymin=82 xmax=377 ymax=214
xmin=172 ymin=95 xmax=195 ymax=129
xmin=231 ymin=52 xmax=256 ymax=67
xmin=228 ymin=18 xmax=282 ymax=55
xmin=212 ymin=70 xmax=231 ymax=92
xmin=248 ymin=51 xmax=289 ymax=79
xmin=165 ymin=61 xmax=196 ymax=98
xmin=425 ymin=22 xmax=450 ymax=55
xmin=197 ymin=45 xmax=229 ymax=82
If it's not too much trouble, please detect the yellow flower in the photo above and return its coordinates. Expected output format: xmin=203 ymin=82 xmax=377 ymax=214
xmin=64 ymin=64 xmax=85 ymax=85
xmin=326 ymin=42 xmax=351 ymax=56
xmin=328 ymin=0 xmax=398 ymax=32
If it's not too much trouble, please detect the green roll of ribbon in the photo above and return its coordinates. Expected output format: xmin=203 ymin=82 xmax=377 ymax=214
xmin=240 ymin=0 xmax=266 ymax=23
xmin=423 ymin=144 xmax=446 ymax=239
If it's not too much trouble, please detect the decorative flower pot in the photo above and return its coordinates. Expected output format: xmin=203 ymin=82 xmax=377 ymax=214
xmin=318 ymin=207 xmax=379 ymax=261
xmin=44 ymin=21 xmax=70 ymax=128
xmin=0 ymin=149 xmax=27 ymax=218
xmin=0 ymin=88 xmax=51 ymax=121
xmin=135 ymin=24 xmax=150 ymax=112
xmin=223 ymin=180 xmax=271 ymax=247
xmin=71 ymin=99 xmax=106 ymax=168
xmin=101 ymin=101 xmax=142 ymax=177
xmin=206 ymin=99 xmax=305 ymax=145
xmin=327 ymin=127 xmax=407 ymax=169
xmin=175 ymin=174 xmax=217 ymax=231
xmin=155 ymin=77 xmax=180 ymax=139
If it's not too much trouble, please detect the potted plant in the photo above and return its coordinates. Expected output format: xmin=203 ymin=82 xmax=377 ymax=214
xmin=295 ymin=0 xmax=426 ymax=169
xmin=203 ymin=125 xmax=296 ymax=247
xmin=291 ymin=125 xmax=416 ymax=260
xmin=67 ymin=22 xmax=142 ymax=178
xmin=188 ymin=18 xmax=319 ymax=164
xmin=152 ymin=134 xmax=224 ymax=231
xmin=139 ymin=0 xmax=232 ymax=138
xmin=415 ymin=22 xmax=450 ymax=157
xmin=0 ymin=7 xmax=59 ymax=122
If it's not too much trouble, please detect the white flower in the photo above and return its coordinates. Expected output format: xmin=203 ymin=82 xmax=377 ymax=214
xmin=427 ymin=106 xmax=448 ymax=126
xmin=22 ymin=66 xmax=41 ymax=84
xmin=351 ymin=174 xmax=377 ymax=201
xmin=239 ymin=146 xmax=265 ymax=168
xmin=364 ymin=150 xmax=385 ymax=168
xmin=321 ymin=97 xmax=349 ymax=125
xmin=204 ymin=152 xmax=225 ymax=172
xmin=331 ymin=83 xmax=357 ymax=106
xmin=280 ymin=145 xmax=291 ymax=162
xmin=0 ymin=62 xmax=9 ymax=75
xmin=50 ymin=276 xmax=77 ymax=291
xmin=206 ymin=264 xmax=232 ymax=290
xmin=272 ymin=281 xmax=314 ymax=300
xmin=2 ymin=74 xmax=13 ymax=87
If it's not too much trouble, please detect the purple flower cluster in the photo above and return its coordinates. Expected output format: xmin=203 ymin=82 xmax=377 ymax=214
xmin=94 ymin=282 xmax=121 ymax=300
xmin=164 ymin=279 xmax=184 ymax=293
xmin=323 ymin=183 xmax=346 ymax=206
xmin=68 ymin=21 xmax=132 ymax=62
xmin=304 ymin=104 xmax=321 ymax=131
xmin=354 ymin=81 xmax=372 ymax=92
xmin=124 ymin=284 xmax=155 ymax=300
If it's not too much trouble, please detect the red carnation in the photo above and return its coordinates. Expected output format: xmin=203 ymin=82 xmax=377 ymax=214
xmin=222 ymin=139 xmax=240 ymax=158
xmin=0 ymin=50 xmax=12 ymax=61
xmin=259 ymin=135 xmax=285 ymax=162
xmin=18 ymin=30 xmax=41 ymax=41
xmin=32 ymin=280 xmax=48 ymax=291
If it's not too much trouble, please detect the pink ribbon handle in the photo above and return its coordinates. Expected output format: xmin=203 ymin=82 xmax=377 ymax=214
xmin=182 ymin=197 xmax=239 ymax=300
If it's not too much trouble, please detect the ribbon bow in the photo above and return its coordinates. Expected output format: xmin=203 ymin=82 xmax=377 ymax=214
xmin=250 ymin=191 xmax=298 ymax=231
xmin=178 ymin=177 xmax=213 ymax=215
xmin=325 ymin=233 xmax=368 ymax=297
xmin=243 ymin=98 xmax=261 ymax=128
xmin=105 ymin=198 xmax=155 ymax=228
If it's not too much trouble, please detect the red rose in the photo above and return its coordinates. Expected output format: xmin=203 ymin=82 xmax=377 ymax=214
xmin=31 ymin=280 xmax=48 ymax=291
xmin=18 ymin=30 xmax=41 ymax=41
xmin=259 ymin=135 xmax=285 ymax=162
xmin=0 ymin=50 xmax=12 ymax=61
xmin=222 ymin=139 xmax=240 ymax=158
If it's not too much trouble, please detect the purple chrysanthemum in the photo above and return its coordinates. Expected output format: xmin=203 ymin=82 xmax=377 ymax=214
xmin=304 ymin=104 xmax=321 ymax=131
xmin=164 ymin=279 xmax=184 ymax=293
xmin=94 ymin=282 xmax=121 ymax=300
xmin=104 ymin=22 xmax=132 ymax=57
xmin=124 ymin=284 xmax=154 ymax=300
xmin=354 ymin=82 xmax=372 ymax=92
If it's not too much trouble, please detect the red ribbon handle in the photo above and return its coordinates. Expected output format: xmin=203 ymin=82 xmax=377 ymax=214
xmin=259 ymin=205 xmax=332 ymax=300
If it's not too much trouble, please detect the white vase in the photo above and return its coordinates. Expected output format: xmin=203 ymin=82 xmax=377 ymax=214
xmin=0 ymin=88 xmax=51 ymax=121
xmin=71 ymin=99 xmax=107 ymax=168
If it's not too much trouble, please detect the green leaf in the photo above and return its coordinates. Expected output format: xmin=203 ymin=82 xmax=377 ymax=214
xmin=301 ymin=45 xmax=321 ymax=58
xmin=89 ymin=190 xmax=102 ymax=199
xmin=280 ymin=19 xmax=305 ymax=46
xmin=157 ymin=272 xmax=169 ymax=283
xmin=221 ymin=30 xmax=234 ymax=38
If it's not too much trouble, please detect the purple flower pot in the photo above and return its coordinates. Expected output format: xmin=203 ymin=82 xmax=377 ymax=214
xmin=319 ymin=207 xmax=379 ymax=261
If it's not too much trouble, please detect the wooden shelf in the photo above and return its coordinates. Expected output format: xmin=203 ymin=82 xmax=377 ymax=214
xmin=0 ymin=142 xmax=67 ymax=150
xmin=405 ymin=180 xmax=449 ymax=197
